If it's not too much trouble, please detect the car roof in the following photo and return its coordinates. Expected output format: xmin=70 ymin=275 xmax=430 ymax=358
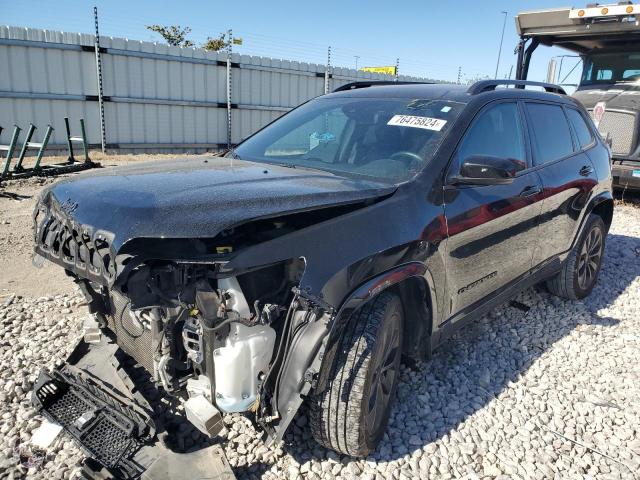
xmin=325 ymin=82 xmax=577 ymax=107
xmin=326 ymin=83 xmax=471 ymax=102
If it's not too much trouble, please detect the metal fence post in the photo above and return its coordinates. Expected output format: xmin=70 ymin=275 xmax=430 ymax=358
xmin=1 ymin=125 xmax=21 ymax=180
xmin=226 ymin=29 xmax=233 ymax=151
xmin=14 ymin=124 xmax=36 ymax=172
xmin=33 ymin=125 xmax=53 ymax=171
xmin=324 ymin=46 xmax=331 ymax=94
xmin=94 ymin=7 xmax=107 ymax=153
xmin=79 ymin=119 xmax=91 ymax=163
xmin=64 ymin=117 xmax=75 ymax=163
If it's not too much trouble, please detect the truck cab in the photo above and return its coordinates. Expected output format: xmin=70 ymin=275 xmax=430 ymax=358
xmin=515 ymin=2 xmax=640 ymax=190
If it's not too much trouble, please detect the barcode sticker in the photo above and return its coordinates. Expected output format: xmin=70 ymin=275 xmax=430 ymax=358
xmin=387 ymin=115 xmax=447 ymax=131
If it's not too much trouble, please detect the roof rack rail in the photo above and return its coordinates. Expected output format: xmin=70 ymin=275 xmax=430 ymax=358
xmin=467 ymin=80 xmax=566 ymax=95
xmin=333 ymin=80 xmax=433 ymax=93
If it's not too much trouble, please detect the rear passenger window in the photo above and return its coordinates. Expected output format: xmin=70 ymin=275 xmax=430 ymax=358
xmin=526 ymin=103 xmax=574 ymax=165
xmin=566 ymin=108 xmax=594 ymax=149
xmin=456 ymin=102 xmax=526 ymax=167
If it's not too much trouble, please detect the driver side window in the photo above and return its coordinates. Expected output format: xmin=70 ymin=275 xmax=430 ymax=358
xmin=455 ymin=102 xmax=527 ymax=174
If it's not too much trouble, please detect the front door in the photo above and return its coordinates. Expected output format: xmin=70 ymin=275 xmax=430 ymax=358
xmin=444 ymin=101 xmax=544 ymax=316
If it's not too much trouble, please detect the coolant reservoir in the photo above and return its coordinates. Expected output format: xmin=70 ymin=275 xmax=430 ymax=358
xmin=213 ymin=322 xmax=276 ymax=413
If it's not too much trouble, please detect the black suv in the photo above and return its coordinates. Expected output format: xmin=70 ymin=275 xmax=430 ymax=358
xmin=32 ymin=80 xmax=613 ymax=472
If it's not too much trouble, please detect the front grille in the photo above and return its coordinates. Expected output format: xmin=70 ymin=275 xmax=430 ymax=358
xmin=34 ymin=199 xmax=116 ymax=285
xmin=32 ymin=368 xmax=153 ymax=475
xmin=590 ymin=109 xmax=638 ymax=156
xmin=45 ymin=386 xmax=133 ymax=467
xmin=106 ymin=290 xmax=155 ymax=374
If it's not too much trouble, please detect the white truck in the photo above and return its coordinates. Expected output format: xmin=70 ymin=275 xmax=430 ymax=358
xmin=516 ymin=2 xmax=640 ymax=190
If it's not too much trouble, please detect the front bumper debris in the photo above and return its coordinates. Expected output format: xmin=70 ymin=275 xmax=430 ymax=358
xmin=32 ymin=368 xmax=154 ymax=475
xmin=31 ymin=338 xmax=235 ymax=480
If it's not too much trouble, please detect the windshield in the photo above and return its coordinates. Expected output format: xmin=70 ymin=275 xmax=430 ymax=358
xmin=581 ymin=52 xmax=640 ymax=85
xmin=232 ymin=96 xmax=463 ymax=183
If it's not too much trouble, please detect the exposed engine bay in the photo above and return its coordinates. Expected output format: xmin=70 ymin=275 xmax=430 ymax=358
xmin=78 ymin=257 xmax=314 ymax=439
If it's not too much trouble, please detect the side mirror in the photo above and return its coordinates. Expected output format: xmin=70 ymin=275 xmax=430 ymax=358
xmin=450 ymin=155 xmax=525 ymax=186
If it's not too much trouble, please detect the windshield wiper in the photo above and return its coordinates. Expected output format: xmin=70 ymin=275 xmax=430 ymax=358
xmin=220 ymin=146 xmax=241 ymax=160
xmin=270 ymin=162 xmax=338 ymax=175
xmin=270 ymin=162 xmax=296 ymax=168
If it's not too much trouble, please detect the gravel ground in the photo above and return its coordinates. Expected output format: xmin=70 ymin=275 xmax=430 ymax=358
xmin=0 ymin=165 xmax=638 ymax=479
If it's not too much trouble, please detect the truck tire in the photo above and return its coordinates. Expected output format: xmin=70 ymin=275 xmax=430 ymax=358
xmin=309 ymin=291 xmax=403 ymax=457
xmin=547 ymin=214 xmax=606 ymax=300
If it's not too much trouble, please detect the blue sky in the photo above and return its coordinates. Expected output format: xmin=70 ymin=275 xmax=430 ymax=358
xmin=1 ymin=0 xmax=583 ymax=85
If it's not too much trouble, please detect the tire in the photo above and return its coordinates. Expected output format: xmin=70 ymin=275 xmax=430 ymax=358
xmin=309 ymin=291 xmax=403 ymax=457
xmin=547 ymin=214 xmax=606 ymax=300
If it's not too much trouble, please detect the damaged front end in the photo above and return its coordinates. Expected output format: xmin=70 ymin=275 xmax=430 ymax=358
xmin=31 ymin=192 xmax=349 ymax=477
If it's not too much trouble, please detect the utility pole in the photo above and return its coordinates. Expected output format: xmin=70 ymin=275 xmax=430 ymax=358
xmin=324 ymin=46 xmax=331 ymax=94
xmin=457 ymin=66 xmax=462 ymax=84
xmin=495 ymin=11 xmax=508 ymax=79
xmin=354 ymin=55 xmax=360 ymax=71
xmin=395 ymin=58 xmax=400 ymax=81
xmin=93 ymin=6 xmax=106 ymax=153
xmin=226 ymin=29 xmax=232 ymax=150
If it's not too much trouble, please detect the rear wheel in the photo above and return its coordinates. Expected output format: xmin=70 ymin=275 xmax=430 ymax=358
xmin=547 ymin=214 xmax=606 ymax=300
xmin=309 ymin=291 xmax=403 ymax=457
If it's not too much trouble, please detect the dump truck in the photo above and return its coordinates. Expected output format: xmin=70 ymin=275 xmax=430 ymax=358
xmin=515 ymin=2 xmax=640 ymax=190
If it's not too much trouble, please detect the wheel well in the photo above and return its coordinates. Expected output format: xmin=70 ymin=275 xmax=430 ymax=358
xmin=391 ymin=276 xmax=432 ymax=361
xmin=591 ymin=199 xmax=614 ymax=233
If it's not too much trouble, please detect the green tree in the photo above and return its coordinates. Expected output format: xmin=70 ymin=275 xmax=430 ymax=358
xmin=146 ymin=25 xmax=194 ymax=48
xmin=202 ymin=33 xmax=228 ymax=52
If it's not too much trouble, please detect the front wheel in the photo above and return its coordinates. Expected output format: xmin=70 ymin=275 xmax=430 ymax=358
xmin=309 ymin=291 xmax=403 ymax=457
xmin=547 ymin=214 xmax=606 ymax=300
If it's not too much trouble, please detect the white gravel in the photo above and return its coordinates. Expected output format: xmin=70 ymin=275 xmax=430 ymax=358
xmin=1 ymin=204 xmax=639 ymax=480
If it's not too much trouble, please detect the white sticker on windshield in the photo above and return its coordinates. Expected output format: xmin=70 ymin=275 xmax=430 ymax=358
xmin=387 ymin=115 xmax=447 ymax=131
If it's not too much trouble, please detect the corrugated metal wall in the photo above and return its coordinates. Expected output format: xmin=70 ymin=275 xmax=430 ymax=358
xmin=0 ymin=26 xmax=431 ymax=152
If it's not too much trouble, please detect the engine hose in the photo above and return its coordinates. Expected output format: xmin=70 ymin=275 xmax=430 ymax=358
xmin=119 ymin=299 xmax=145 ymax=339
xmin=200 ymin=311 xmax=255 ymax=332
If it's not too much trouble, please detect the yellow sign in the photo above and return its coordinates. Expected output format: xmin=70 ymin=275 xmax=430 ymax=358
xmin=232 ymin=38 xmax=243 ymax=45
xmin=361 ymin=66 xmax=397 ymax=75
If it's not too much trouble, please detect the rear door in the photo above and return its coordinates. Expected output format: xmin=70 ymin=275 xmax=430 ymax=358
xmin=524 ymin=102 xmax=599 ymax=267
xmin=443 ymin=101 xmax=544 ymax=316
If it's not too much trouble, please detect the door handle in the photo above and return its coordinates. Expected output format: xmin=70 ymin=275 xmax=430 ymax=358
xmin=579 ymin=165 xmax=594 ymax=177
xmin=519 ymin=185 xmax=542 ymax=197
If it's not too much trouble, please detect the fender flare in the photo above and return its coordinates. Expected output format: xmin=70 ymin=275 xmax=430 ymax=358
xmin=570 ymin=190 xmax=614 ymax=251
xmin=314 ymin=261 xmax=437 ymax=394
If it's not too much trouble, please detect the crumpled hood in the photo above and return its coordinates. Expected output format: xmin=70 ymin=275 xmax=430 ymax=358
xmin=573 ymin=83 xmax=640 ymax=111
xmin=40 ymin=156 xmax=395 ymax=252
